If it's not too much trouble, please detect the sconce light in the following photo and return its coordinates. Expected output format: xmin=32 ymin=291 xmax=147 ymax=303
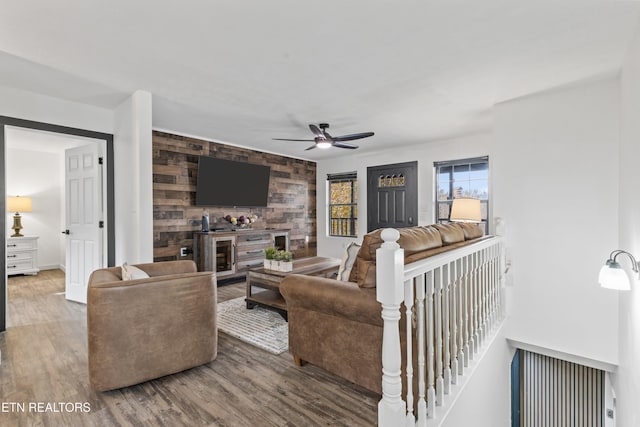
xmin=450 ymin=197 xmax=482 ymax=223
xmin=598 ymin=250 xmax=639 ymax=291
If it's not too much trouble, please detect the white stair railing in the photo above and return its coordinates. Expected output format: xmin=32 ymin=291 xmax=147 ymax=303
xmin=377 ymin=229 xmax=504 ymax=426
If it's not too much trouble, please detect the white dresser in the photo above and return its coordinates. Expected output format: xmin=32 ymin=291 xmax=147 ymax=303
xmin=7 ymin=236 xmax=40 ymax=276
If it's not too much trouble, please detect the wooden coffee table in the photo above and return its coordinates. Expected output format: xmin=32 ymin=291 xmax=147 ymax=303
xmin=246 ymin=256 xmax=340 ymax=320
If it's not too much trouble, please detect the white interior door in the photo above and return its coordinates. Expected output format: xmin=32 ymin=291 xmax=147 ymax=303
xmin=64 ymin=144 xmax=104 ymax=303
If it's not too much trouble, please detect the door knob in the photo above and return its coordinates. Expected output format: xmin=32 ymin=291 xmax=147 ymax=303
xmin=61 ymin=230 xmax=70 ymax=235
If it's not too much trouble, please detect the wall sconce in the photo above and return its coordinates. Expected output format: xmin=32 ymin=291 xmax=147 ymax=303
xmin=598 ymin=250 xmax=639 ymax=291
xmin=7 ymin=196 xmax=33 ymax=237
xmin=450 ymin=197 xmax=482 ymax=223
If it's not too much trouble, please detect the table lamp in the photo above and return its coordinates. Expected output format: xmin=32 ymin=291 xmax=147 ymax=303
xmin=7 ymin=196 xmax=33 ymax=237
xmin=450 ymin=197 xmax=482 ymax=223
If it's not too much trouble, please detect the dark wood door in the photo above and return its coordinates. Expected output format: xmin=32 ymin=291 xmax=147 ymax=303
xmin=367 ymin=161 xmax=418 ymax=232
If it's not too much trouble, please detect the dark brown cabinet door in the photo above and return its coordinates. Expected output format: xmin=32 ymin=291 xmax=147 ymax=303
xmin=367 ymin=161 xmax=418 ymax=232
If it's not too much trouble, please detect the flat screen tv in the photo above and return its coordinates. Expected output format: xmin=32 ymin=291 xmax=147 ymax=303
xmin=195 ymin=156 xmax=271 ymax=207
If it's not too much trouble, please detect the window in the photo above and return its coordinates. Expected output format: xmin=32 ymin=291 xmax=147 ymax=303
xmin=328 ymin=172 xmax=358 ymax=237
xmin=434 ymin=157 xmax=489 ymax=233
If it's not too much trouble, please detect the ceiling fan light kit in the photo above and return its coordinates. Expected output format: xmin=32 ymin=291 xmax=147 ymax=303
xmin=273 ymin=123 xmax=374 ymax=151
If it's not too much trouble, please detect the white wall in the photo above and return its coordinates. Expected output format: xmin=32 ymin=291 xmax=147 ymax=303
xmin=615 ymin=22 xmax=640 ymax=427
xmin=113 ymin=90 xmax=153 ymax=264
xmin=6 ymin=147 xmax=64 ymax=269
xmin=315 ymin=132 xmax=492 ymax=258
xmin=493 ymin=78 xmax=620 ymax=365
xmin=0 ymin=86 xmax=113 ymax=133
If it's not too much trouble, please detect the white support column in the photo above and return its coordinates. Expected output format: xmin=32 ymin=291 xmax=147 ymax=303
xmin=415 ymin=274 xmax=428 ymax=427
xmin=376 ymin=229 xmax=406 ymax=427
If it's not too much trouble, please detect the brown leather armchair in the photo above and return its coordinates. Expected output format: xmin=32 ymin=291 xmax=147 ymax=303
xmin=87 ymin=260 xmax=217 ymax=391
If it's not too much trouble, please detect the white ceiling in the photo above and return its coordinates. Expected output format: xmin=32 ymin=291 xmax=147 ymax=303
xmin=1 ymin=1 xmax=639 ymax=160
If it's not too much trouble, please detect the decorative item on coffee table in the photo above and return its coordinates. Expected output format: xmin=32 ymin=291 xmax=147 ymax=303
xmin=264 ymin=247 xmax=292 ymax=272
xmin=264 ymin=247 xmax=277 ymax=270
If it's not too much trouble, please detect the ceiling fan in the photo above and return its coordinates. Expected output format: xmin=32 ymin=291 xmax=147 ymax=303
xmin=273 ymin=123 xmax=374 ymax=150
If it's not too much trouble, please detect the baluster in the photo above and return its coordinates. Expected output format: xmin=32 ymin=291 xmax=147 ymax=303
xmin=435 ymin=266 xmax=444 ymax=405
xmin=415 ymin=274 xmax=428 ymax=427
xmin=468 ymin=253 xmax=475 ymax=358
xmin=499 ymin=241 xmax=506 ymax=319
xmin=496 ymin=243 xmax=502 ymax=321
xmin=404 ymin=279 xmax=415 ymax=426
xmin=472 ymin=251 xmax=480 ymax=355
xmin=426 ymin=270 xmax=436 ymax=419
xmin=479 ymin=248 xmax=486 ymax=346
xmin=481 ymin=248 xmax=488 ymax=342
xmin=494 ymin=244 xmax=502 ymax=325
xmin=490 ymin=245 xmax=497 ymax=329
xmin=456 ymin=258 xmax=464 ymax=375
xmin=490 ymin=247 xmax=495 ymax=326
xmin=489 ymin=247 xmax=494 ymax=330
xmin=442 ymin=264 xmax=451 ymax=395
xmin=478 ymin=250 xmax=484 ymax=350
xmin=485 ymin=247 xmax=492 ymax=333
xmin=462 ymin=255 xmax=470 ymax=367
xmin=484 ymin=248 xmax=491 ymax=338
xmin=376 ymin=229 xmax=406 ymax=427
xmin=450 ymin=260 xmax=458 ymax=385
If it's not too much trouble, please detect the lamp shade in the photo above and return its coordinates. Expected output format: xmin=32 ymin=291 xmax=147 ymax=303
xmin=598 ymin=263 xmax=631 ymax=290
xmin=450 ymin=197 xmax=481 ymax=223
xmin=7 ymin=196 xmax=32 ymax=213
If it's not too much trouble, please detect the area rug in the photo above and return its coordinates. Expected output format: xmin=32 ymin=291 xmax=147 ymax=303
xmin=217 ymin=296 xmax=289 ymax=355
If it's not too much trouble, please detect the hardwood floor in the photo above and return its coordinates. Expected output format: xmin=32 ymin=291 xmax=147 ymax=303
xmin=0 ymin=270 xmax=378 ymax=426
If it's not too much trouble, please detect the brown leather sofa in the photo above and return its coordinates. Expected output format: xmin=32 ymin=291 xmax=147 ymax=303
xmin=280 ymin=223 xmax=487 ymax=394
xmin=87 ymin=260 xmax=217 ymax=391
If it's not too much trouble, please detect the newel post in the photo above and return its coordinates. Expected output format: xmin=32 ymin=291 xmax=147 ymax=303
xmin=376 ymin=228 xmax=406 ymax=427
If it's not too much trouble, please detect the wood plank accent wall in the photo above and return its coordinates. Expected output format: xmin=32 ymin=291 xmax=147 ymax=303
xmin=153 ymin=131 xmax=317 ymax=262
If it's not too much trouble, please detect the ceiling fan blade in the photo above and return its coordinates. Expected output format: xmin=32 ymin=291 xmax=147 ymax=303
xmin=333 ymin=141 xmax=358 ymax=149
xmin=308 ymin=124 xmax=324 ymax=137
xmin=272 ymin=138 xmax=316 ymax=142
xmin=305 ymin=144 xmax=316 ymax=151
xmin=332 ymin=132 xmax=374 ymax=142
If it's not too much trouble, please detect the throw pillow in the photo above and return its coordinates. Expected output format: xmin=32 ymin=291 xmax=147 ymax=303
xmin=337 ymin=242 xmax=361 ymax=281
xmin=121 ymin=263 xmax=150 ymax=280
